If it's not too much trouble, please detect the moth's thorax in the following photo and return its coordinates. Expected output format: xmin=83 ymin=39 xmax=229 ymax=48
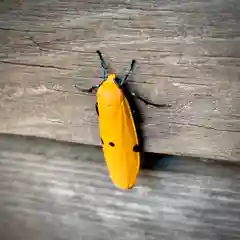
xmin=97 ymin=74 xmax=124 ymax=107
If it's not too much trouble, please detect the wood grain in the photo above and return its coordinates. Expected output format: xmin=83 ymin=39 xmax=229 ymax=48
xmin=0 ymin=0 xmax=239 ymax=160
xmin=0 ymin=134 xmax=240 ymax=240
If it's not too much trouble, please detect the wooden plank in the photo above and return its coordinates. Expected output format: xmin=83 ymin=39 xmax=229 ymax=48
xmin=0 ymin=0 xmax=239 ymax=161
xmin=0 ymin=134 xmax=240 ymax=240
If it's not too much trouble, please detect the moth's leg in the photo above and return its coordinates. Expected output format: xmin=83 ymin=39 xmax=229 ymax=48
xmin=95 ymin=102 xmax=99 ymax=116
xmin=130 ymin=91 xmax=171 ymax=108
xmin=74 ymin=84 xmax=99 ymax=93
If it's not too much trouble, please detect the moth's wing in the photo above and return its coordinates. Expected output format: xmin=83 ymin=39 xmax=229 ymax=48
xmin=98 ymin=94 xmax=140 ymax=189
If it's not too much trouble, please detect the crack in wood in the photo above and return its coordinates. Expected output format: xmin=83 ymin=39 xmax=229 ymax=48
xmin=151 ymin=121 xmax=240 ymax=133
xmin=28 ymin=36 xmax=49 ymax=53
xmin=0 ymin=27 xmax=55 ymax=33
xmin=0 ymin=60 xmax=71 ymax=70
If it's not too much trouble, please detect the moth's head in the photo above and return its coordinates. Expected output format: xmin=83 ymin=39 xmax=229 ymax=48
xmin=106 ymin=73 xmax=116 ymax=83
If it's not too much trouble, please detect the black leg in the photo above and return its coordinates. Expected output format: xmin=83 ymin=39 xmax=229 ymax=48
xmin=131 ymin=92 xmax=171 ymax=108
xmin=95 ymin=102 xmax=99 ymax=116
xmin=74 ymin=84 xmax=98 ymax=93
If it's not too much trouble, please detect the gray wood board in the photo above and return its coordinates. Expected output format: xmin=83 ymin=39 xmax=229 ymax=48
xmin=0 ymin=0 xmax=239 ymax=161
xmin=0 ymin=133 xmax=240 ymax=240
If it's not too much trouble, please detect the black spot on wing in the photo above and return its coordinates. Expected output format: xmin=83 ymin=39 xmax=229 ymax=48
xmin=133 ymin=144 xmax=140 ymax=152
xmin=109 ymin=142 xmax=115 ymax=147
xmin=101 ymin=138 xmax=104 ymax=144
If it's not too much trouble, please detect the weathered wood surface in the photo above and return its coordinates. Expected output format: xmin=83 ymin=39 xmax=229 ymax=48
xmin=0 ymin=133 xmax=240 ymax=240
xmin=0 ymin=0 xmax=239 ymax=161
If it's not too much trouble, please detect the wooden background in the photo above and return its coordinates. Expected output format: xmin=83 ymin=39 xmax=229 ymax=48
xmin=0 ymin=0 xmax=239 ymax=161
xmin=0 ymin=134 xmax=240 ymax=240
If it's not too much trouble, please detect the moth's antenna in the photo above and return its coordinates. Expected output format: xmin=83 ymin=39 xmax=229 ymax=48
xmin=123 ymin=59 xmax=136 ymax=83
xmin=96 ymin=50 xmax=107 ymax=70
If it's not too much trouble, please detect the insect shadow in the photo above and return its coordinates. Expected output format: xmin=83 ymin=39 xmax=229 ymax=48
xmin=119 ymin=66 xmax=173 ymax=171
xmin=120 ymin=78 xmax=145 ymax=168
